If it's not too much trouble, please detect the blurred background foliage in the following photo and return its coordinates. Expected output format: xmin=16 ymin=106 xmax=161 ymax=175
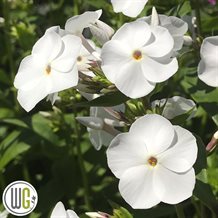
xmin=0 ymin=0 xmax=218 ymax=217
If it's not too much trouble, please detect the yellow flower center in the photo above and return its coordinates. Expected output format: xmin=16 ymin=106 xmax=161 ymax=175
xmin=45 ymin=64 xmax=51 ymax=75
xmin=148 ymin=156 xmax=158 ymax=167
xmin=132 ymin=50 xmax=142 ymax=61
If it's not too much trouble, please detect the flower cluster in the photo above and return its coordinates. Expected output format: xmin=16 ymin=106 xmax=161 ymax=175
xmin=12 ymin=0 xmax=218 ymax=216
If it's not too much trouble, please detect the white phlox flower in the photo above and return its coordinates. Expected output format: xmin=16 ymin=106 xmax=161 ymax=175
xmin=198 ymin=36 xmax=218 ymax=87
xmin=77 ymin=40 xmax=101 ymax=77
xmin=107 ymin=114 xmax=198 ymax=209
xmin=65 ymin=10 xmax=114 ymax=44
xmin=152 ymin=96 xmax=196 ymax=120
xmin=0 ymin=210 xmax=9 ymax=218
xmin=111 ymin=0 xmax=148 ymax=18
xmin=139 ymin=7 xmax=188 ymax=52
xmin=77 ymin=104 xmax=125 ymax=150
xmin=51 ymin=202 xmax=79 ymax=218
xmin=14 ymin=31 xmax=82 ymax=112
xmin=101 ymin=21 xmax=178 ymax=98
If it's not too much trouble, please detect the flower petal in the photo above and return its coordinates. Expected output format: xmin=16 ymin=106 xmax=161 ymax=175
xmin=142 ymin=26 xmax=174 ymax=58
xmin=200 ymin=36 xmax=218 ymax=64
xmin=49 ymin=65 xmax=79 ymax=93
xmin=32 ymin=31 xmax=63 ymax=62
xmin=76 ymin=116 xmax=104 ymax=130
xmin=14 ymin=55 xmax=45 ymax=90
xmin=154 ymin=166 xmax=195 ymax=204
xmin=198 ymin=60 xmax=218 ymax=87
xmin=88 ymin=128 xmax=103 ymax=150
xmin=112 ymin=21 xmax=152 ymax=49
xmin=114 ymin=61 xmax=156 ymax=98
xmin=17 ymin=79 xmax=49 ymax=112
xmin=141 ymin=56 xmax=178 ymax=83
xmin=119 ymin=165 xmax=160 ymax=209
xmin=65 ymin=10 xmax=102 ymax=34
xmin=158 ymin=126 xmax=197 ymax=173
xmin=51 ymin=35 xmax=82 ymax=73
xmin=107 ymin=132 xmax=149 ymax=178
xmin=111 ymin=0 xmax=148 ymax=18
xmin=51 ymin=202 xmax=67 ymax=218
xmin=67 ymin=210 xmax=79 ymax=218
xmin=130 ymin=114 xmax=175 ymax=155
xmin=101 ymin=40 xmax=131 ymax=83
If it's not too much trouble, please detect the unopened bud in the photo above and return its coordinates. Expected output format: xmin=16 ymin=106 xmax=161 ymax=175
xmin=206 ymin=131 xmax=218 ymax=152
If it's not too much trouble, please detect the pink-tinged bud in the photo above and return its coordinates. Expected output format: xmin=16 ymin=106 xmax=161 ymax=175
xmin=208 ymin=0 xmax=216 ymax=5
xmin=85 ymin=211 xmax=110 ymax=218
xmin=206 ymin=131 xmax=218 ymax=152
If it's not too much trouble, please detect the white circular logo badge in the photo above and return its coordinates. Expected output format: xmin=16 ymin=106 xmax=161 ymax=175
xmin=2 ymin=181 xmax=38 ymax=216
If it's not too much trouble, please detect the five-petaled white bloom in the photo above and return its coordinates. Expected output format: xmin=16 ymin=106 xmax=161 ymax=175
xmin=111 ymin=0 xmax=148 ymax=18
xmin=77 ymin=104 xmax=125 ymax=150
xmin=152 ymin=96 xmax=196 ymax=120
xmin=51 ymin=202 xmax=79 ymax=218
xmin=107 ymin=114 xmax=197 ymax=209
xmin=14 ymin=31 xmax=82 ymax=112
xmin=101 ymin=21 xmax=178 ymax=98
xmin=139 ymin=7 xmax=188 ymax=52
xmin=198 ymin=36 xmax=218 ymax=87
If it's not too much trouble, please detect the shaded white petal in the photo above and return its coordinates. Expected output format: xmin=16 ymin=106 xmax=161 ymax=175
xmin=154 ymin=166 xmax=195 ymax=204
xmin=198 ymin=60 xmax=218 ymax=87
xmin=141 ymin=57 xmax=178 ymax=83
xmin=101 ymin=40 xmax=131 ymax=82
xmin=112 ymin=21 xmax=152 ymax=49
xmin=119 ymin=165 xmax=160 ymax=209
xmin=200 ymin=36 xmax=218 ymax=64
xmin=158 ymin=126 xmax=197 ymax=173
xmin=142 ymin=26 xmax=174 ymax=58
xmin=14 ymin=55 xmax=45 ymax=90
xmin=90 ymin=20 xmax=115 ymax=45
xmin=76 ymin=116 xmax=104 ymax=130
xmin=107 ymin=132 xmax=149 ymax=178
xmin=151 ymin=7 xmax=159 ymax=26
xmin=152 ymin=96 xmax=196 ymax=120
xmin=51 ymin=35 xmax=82 ymax=73
xmin=51 ymin=202 xmax=67 ymax=218
xmin=114 ymin=61 xmax=156 ymax=98
xmin=46 ymin=26 xmax=67 ymax=37
xmin=65 ymin=10 xmax=102 ymax=34
xmin=49 ymin=65 xmax=79 ymax=93
xmin=130 ymin=114 xmax=175 ymax=155
xmin=99 ymin=130 xmax=114 ymax=147
xmin=67 ymin=210 xmax=79 ymax=218
xmin=111 ymin=0 xmax=148 ymax=18
xmin=17 ymin=79 xmax=49 ymax=112
xmin=47 ymin=92 xmax=59 ymax=105
xmin=32 ymin=32 xmax=63 ymax=62
xmin=88 ymin=128 xmax=103 ymax=150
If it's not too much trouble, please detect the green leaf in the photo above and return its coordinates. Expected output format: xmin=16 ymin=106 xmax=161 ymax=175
xmin=1 ymin=118 xmax=29 ymax=128
xmin=194 ymin=180 xmax=218 ymax=214
xmin=193 ymin=134 xmax=207 ymax=175
xmin=77 ymin=91 xmax=129 ymax=107
xmin=170 ymin=107 xmax=196 ymax=125
xmin=31 ymin=114 xmax=59 ymax=145
xmin=0 ymin=141 xmax=30 ymax=171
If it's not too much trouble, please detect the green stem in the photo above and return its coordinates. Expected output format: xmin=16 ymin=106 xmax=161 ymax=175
xmin=175 ymin=204 xmax=186 ymax=218
xmin=73 ymin=113 xmax=92 ymax=211
xmin=3 ymin=0 xmax=19 ymax=111
xmin=73 ymin=0 xmax=79 ymax=15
